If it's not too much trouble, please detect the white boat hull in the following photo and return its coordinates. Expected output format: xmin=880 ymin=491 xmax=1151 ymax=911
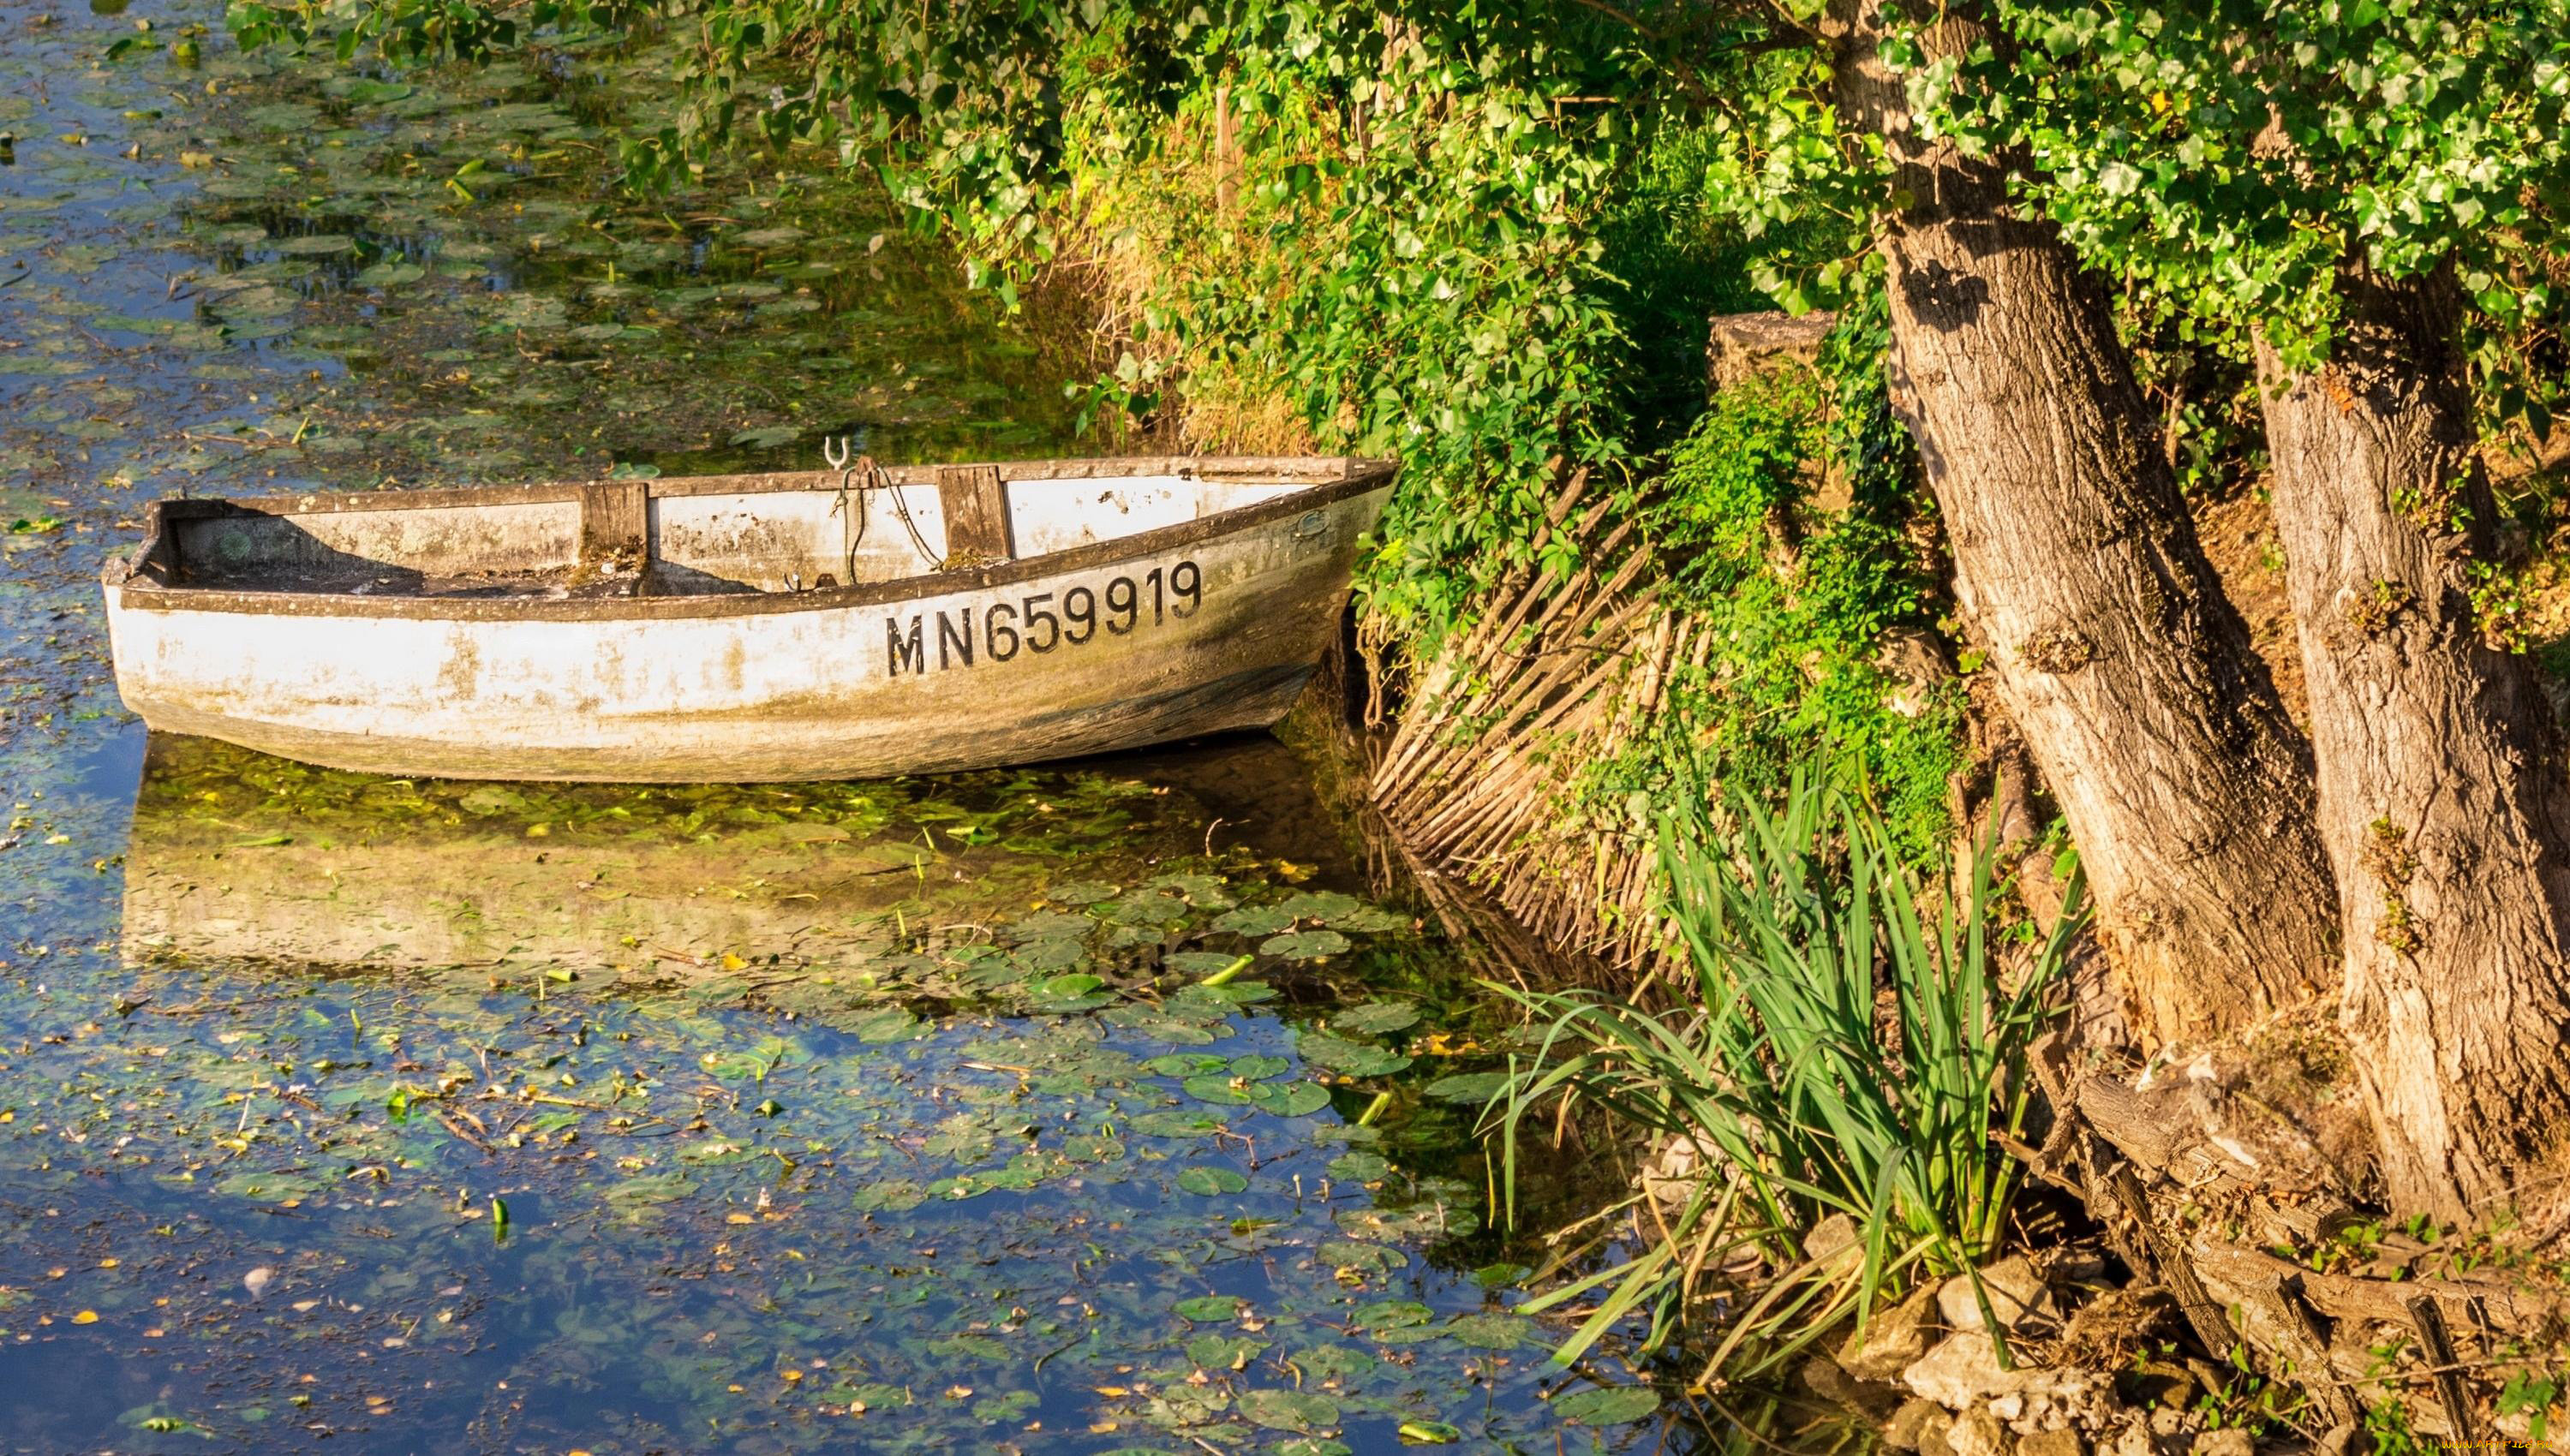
xmin=104 ymin=456 xmax=1392 ymax=782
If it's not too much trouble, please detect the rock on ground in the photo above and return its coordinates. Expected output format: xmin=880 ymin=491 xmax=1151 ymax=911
xmin=1939 ymin=1255 xmax=2054 ymax=1333
xmin=1841 ymin=1285 xmax=1941 ymax=1381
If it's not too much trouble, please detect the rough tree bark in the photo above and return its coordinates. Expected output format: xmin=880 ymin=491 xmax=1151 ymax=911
xmin=2257 ymin=263 xmax=2570 ymax=1221
xmin=1826 ymin=0 xmax=2340 ymax=1047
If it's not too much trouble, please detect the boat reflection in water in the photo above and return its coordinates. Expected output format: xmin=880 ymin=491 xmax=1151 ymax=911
xmin=120 ymin=731 xmax=1369 ymax=982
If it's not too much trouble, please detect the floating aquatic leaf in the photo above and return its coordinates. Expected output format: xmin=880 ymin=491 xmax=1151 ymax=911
xmin=928 ymin=1333 xmax=1013 ymax=1361
xmin=1181 ymin=1074 xmax=1250 ymax=1106
xmin=1552 ymin=1386 xmax=1663 ymax=1424
xmin=1061 ymin=1133 xmax=1124 ymax=1162
xmin=1186 ymin=1332 xmax=1265 ymax=1369
xmin=1246 ymin=1081 xmax=1332 ymax=1118
xmin=272 ymin=233 xmax=354 ymax=254
xmin=1172 ymin=1295 xmax=1244 ymax=1322
xmin=1213 ymin=904 xmax=1294 ymax=936
xmin=352 ymin=260 xmax=426 ymax=288
xmin=1014 ymin=936 xmax=1087 ymax=973
xmin=601 ymin=1173 xmax=697 ymax=1211
xmin=1442 ymin=1312 xmax=1534 ymax=1349
xmin=1352 ymin=1299 xmax=1433 ymax=1331
xmin=457 ymin=785 xmax=525 ymax=815
xmin=337 ymin=78 xmax=415 ymax=104
xmin=1335 ymin=1204 xmax=1459 ymax=1242
xmin=214 ymin=1172 xmax=321 ymax=1203
xmin=1319 ymin=1241 xmax=1404 ymax=1274
xmin=1236 ymin=1389 xmax=1339 ymax=1435
xmin=1424 ymin=1071 xmax=1509 ymax=1105
xmin=1174 ymin=1166 xmax=1247 ymax=1196
xmin=1163 ymin=951 xmax=1245 ymax=976
xmin=1130 ymin=1109 xmax=1228 ymax=1137
xmin=1149 ymin=872 xmax=1236 ymax=907
xmin=1145 ymin=1053 xmax=1228 ymax=1077
xmin=1273 ymin=890 xmax=1364 ymax=923
xmin=1260 ymin=930 xmax=1349 ymax=960
xmin=850 ymin=1005 xmax=923 ymax=1041
xmin=1325 ymin=1150 xmax=1390 ymax=1183
xmin=1296 ymin=1032 xmax=1410 ymax=1077
xmin=1330 ymin=1000 xmax=1422 ymax=1037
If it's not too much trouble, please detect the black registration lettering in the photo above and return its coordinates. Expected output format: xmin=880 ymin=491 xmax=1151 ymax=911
xmin=986 ymin=601 xmax=1020 ymax=662
xmin=884 ymin=563 xmax=1204 ymax=676
xmin=887 ymin=615 xmax=925 ymax=676
xmin=936 ymin=608 xmax=974 ymax=670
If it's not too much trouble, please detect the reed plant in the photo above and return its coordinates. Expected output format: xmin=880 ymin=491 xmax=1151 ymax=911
xmin=1491 ymin=771 xmax=2086 ymax=1381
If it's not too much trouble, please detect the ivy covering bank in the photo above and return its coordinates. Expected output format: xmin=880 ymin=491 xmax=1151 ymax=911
xmin=231 ymin=0 xmax=1971 ymax=851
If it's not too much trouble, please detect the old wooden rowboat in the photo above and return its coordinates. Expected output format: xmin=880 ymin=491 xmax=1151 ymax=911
xmin=103 ymin=454 xmax=1396 ymax=781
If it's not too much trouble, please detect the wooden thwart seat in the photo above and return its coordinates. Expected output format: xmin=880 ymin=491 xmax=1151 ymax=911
xmin=935 ymin=463 xmax=1013 ymax=568
xmin=577 ymin=480 xmax=650 ymax=570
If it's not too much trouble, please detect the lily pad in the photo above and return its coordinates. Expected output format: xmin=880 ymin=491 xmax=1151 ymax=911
xmin=852 ymin=1179 xmax=929 ymax=1213
xmin=1443 ymin=1312 xmax=1534 ymax=1349
xmin=1246 ymin=1081 xmax=1332 ymax=1118
xmin=337 ymin=78 xmax=415 ymax=104
xmin=1326 ymin=1150 xmax=1390 ymax=1183
xmin=1163 ymin=951 xmax=1246 ymax=976
xmin=1274 ymin=890 xmax=1364 ymax=923
xmin=1144 ymin=1053 xmax=1230 ymax=1077
xmin=1552 ymin=1386 xmax=1664 ymax=1424
xmin=272 ymin=233 xmax=356 ymax=254
xmin=1213 ymin=905 xmax=1294 ymax=936
xmin=1296 ymin=1032 xmax=1410 ymax=1077
xmin=1260 ymin=930 xmax=1350 ymax=960
xmin=1186 ymin=1333 xmax=1266 ymax=1369
xmin=1330 ymin=1000 xmax=1422 ymax=1037
xmin=1180 ymin=1073 xmax=1250 ymax=1106
xmin=1236 ymin=1389 xmax=1340 ymax=1435
xmin=1175 ymin=1166 xmax=1248 ymax=1196
xmin=1350 ymin=1299 xmax=1433 ymax=1331
xmin=729 ymin=423 xmax=802 ymax=449
xmin=1424 ymin=1071 xmax=1509 ymax=1105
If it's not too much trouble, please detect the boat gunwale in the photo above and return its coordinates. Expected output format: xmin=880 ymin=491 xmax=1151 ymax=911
xmin=103 ymin=455 xmax=1395 ymax=624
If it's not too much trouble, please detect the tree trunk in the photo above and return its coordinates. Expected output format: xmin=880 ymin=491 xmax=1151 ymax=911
xmin=2256 ymin=263 xmax=2570 ymax=1221
xmin=1827 ymin=0 xmax=2340 ymax=1047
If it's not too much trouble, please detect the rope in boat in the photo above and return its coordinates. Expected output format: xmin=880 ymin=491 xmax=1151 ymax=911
xmin=824 ymin=435 xmax=940 ymax=576
xmin=823 ymin=435 xmax=869 ymax=586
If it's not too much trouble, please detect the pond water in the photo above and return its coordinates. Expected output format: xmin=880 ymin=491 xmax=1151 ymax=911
xmin=0 ymin=3 xmax=1810 ymax=1451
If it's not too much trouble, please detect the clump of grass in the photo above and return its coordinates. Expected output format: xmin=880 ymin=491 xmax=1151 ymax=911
xmin=1490 ymin=770 xmax=2086 ymax=1381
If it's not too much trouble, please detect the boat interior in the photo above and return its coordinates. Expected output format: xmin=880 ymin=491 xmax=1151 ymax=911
xmin=128 ymin=460 xmax=1356 ymax=600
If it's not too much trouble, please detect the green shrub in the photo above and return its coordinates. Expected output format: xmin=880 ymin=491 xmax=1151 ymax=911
xmin=1563 ymin=300 xmax=1964 ymax=865
xmin=1491 ymin=770 xmax=2085 ymax=1379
